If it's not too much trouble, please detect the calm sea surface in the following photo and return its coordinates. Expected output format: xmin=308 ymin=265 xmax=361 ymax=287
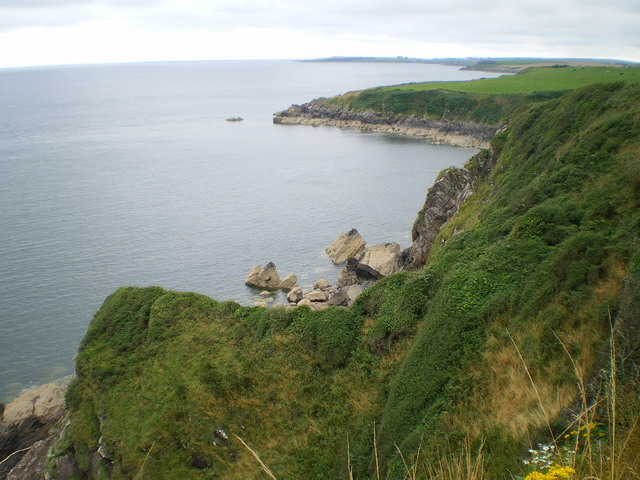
xmin=0 ymin=60 xmax=500 ymax=401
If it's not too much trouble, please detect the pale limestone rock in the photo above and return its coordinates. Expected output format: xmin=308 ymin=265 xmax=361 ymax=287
xmin=325 ymin=229 xmax=366 ymax=264
xmin=346 ymin=284 xmax=364 ymax=303
xmin=2 ymin=383 xmax=66 ymax=426
xmin=280 ymin=273 xmax=298 ymax=291
xmin=287 ymin=286 xmax=304 ymax=304
xmin=360 ymin=243 xmax=402 ymax=276
xmin=313 ymin=278 xmax=330 ymax=290
xmin=244 ymin=262 xmax=282 ymax=289
xmin=259 ymin=291 xmax=271 ymax=296
xmin=305 ymin=290 xmax=329 ymax=302
xmin=253 ymin=301 xmax=269 ymax=307
xmin=297 ymin=298 xmax=313 ymax=307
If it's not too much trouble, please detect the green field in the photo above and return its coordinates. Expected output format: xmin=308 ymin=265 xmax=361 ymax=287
xmin=385 ymin=66 xmax=640 ymax=94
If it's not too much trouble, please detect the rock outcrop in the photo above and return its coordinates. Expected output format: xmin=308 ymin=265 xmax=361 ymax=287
xmin=336 ymin=258 xmax=384 ymax=289
xmin=0 ymin=380 xmax=70 ymax=479
xmin=245 ymin=263 xmax=297 ymax=291
xmin=325 ymin=229 xmax=366 ymax=264
xmin=274 ymin=98 xmax=497 ymax=149
xmin=360 ymin=243 xmax=402 ymax=276
xmin=401 ymin=150 xmax=497 ymax=270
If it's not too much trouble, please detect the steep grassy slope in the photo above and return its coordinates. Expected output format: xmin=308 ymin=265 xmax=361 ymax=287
xmin=55 ymin=82 xmax=640 ymax=479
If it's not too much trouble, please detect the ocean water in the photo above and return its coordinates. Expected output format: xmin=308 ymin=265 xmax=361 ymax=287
xmin=0 ymin=60 xmax=501 ymax=401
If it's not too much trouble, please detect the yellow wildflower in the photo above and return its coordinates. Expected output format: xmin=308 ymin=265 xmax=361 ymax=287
xmin=524 ymin=465 xmax=576 ymax=480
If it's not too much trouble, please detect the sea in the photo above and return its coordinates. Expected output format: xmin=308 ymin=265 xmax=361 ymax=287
xmin=0 ymin=60 xmax=501 ymax=402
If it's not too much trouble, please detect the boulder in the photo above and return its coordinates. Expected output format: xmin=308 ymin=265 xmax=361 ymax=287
xmin=336 ymin=258 xmax=383 ymax=288
xmin=244 ymin=262 xmax=282 ymax=289
xmin=360 ymin=243 xmax=402 ymax=276
xmin=287 ymin=286 xmax=304 ymax=304
xmin=313 ymin=278 xmax=330 ymax=290
xmin=305 ymin=290 xmax=329 ymax=302
xmin=327 ymin=290 xmax=349 ymax=307
xmin=297 ymin=298 xmax=313 ymax=307
xmin=325 ymin=229 xmax=366 ymax=264
xmin=280 ymin=273 xmax=298 ymax=291
xmin=346 ymin=285 xmax=365 ymax=304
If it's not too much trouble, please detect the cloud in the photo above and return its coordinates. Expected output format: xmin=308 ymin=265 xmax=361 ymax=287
xmin=0 ymin=0 xmax=638 ymax=66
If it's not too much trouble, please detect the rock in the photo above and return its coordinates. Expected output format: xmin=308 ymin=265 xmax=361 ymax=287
xmin=286 ymin=286 xmax=304 ymax=304
xmin=253 ymin=301 xmax=268 ymax=307
xmin=325 ymin=229 xmax=366 ymax=264
xmin=263 ymin=297 xmax=274 ymax=303
xmin=6 ymin=429 xmax=61 ymax=480
xmin=401 ymin=165 xmax=479 ymax=270
xmin=305 ymin=290 xmax=329 ymax=302
xmin=336 ymin=266 xmax=358 ymax=288
xmin=346 ymin=285 xmax=364 ymax=303
xmin=297 ymin=298 xmax=313 ymax=307
xmin=273 ymin=97 xmax=497 ymax=149
xmin=336 ymin=258 xmax=383 ymax=289
xmin=244 ymin=262 xmax=282 ymax=289
xmin=2 ymin=383 xmax=66 ymax=426
xmin=360 ymin=243 xmax=402 ymax=276
xmin=313 ymin=278 xmax=330 ymax=290
xmin=327 ymin=290 xmax=349 ymax=307
xmin=258 ymin=291 xmax=271 ymax=296
xmin=280 ymin=273 xmax=298 ymax=291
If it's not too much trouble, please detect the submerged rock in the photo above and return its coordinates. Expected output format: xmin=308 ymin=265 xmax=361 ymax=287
xmin=325 ymin=229 xmax=366 ymax=265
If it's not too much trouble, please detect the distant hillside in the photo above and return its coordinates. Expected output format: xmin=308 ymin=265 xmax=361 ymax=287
xmin=303 ymin=56 xmax=640 ymax=72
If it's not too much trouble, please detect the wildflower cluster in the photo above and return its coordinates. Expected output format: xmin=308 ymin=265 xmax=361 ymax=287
xmin=524 ymin=465 xmax=576 ymax=480
xmin=563 ymin=422 xmax=606 ymax=446
xmin=521 ymin=444 xmax=576 ymax=480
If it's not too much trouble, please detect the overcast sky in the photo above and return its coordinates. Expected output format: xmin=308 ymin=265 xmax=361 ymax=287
xmin=0 ymin=0 xmax=638 ymax=68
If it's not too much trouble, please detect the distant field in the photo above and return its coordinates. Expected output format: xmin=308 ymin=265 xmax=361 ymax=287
xmin=385 ymin=66 xmax=640 ymax=94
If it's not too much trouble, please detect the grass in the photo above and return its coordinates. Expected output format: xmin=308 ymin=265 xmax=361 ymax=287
xmin=382 ymin=66 xmax=640 ymax=95
xmin=54 ymin=82 xmax=640 ymax=479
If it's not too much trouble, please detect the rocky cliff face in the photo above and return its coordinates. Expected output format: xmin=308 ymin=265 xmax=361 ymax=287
xmin=401 ymin=149 xmax=497 ymax=270
xmin=273 ymin=97 xmax=498 ymax=148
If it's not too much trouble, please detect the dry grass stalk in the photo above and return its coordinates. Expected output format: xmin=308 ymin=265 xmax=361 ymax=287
xmin=234 ymin=434 xmax=277 ymax=480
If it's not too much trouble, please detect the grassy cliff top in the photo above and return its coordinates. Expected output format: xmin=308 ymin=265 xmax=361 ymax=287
xmin=327 ymin=66 xmax=640 ymax=125
xmin=380 ymin=66 xmax=640 ymax=94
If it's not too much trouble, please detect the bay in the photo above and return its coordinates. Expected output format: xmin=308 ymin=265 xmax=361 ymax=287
xmin=0 ymin=60 xmax=500 ymax=401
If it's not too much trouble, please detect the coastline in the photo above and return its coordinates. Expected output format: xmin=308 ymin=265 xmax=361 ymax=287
xmin=273 ymin=97 xmax=497 ymax=149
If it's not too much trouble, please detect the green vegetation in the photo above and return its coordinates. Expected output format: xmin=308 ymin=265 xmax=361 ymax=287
xmin=55 ymin=79 xmax=640 ymax=479
xmin=383 ymin=66 xmax=640 ymax=94
xmin=328 ymin=66 xmax=640 ymax=125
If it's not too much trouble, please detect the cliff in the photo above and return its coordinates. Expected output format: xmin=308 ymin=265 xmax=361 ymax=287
xmin=273 ymin=97 xmax=498 ymax=148
xmin=400 ymin=148 xmax=497 ymax=270
xmin=34 ymin=82 xmax=640 ymax=480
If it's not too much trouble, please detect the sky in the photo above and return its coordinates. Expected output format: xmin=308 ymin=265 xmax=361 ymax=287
xmin=0 ymin=0 xmax=639 ymax=68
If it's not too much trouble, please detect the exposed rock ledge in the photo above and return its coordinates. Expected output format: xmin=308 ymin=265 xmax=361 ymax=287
xmin=401 ymin=149 xmax=497 ymax=270
xmin=273 ymin=97 xmax=497 ymax=149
